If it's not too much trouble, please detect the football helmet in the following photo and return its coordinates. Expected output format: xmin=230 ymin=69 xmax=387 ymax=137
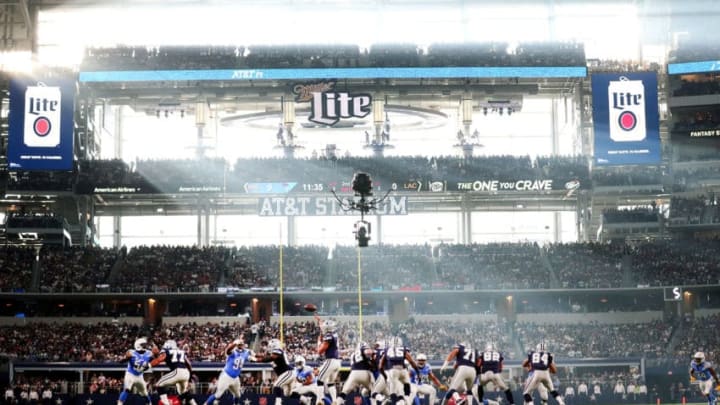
xmin=375 ymin=340 xmax=386 ymax=350
xmin=417 ymin=353 xmax=427 ymax=363
xmin=134 ymin=337 xmax=148 ymax=352
xmin=321 ymin=320 xmax=336 ymax=333
xmin=485 ymin=343 xmax=494 ymax=352
xmin=268 ymin=338 xmax=283 ymax=351
xmin=694 ymin=352 xmax=705 ymax=363
xmin=537 ymin=342 xmax=547 ymax=352
xmin=163 ymin=339 xmax=178 ymax=350
xmin=295 ymin=355 xmax=306 ymax=368
xmin=390 ymin=336 xmax=403 ymax=348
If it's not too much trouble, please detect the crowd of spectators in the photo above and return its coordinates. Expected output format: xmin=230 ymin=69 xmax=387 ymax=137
xmin=113 ymin=246 xmax=229 ymax=292
xmin=672 ymin=77 xmax=720 ymax=97
xmin=81 ymin=42 xmax=585 ymax=71
xmin=671 ymin=313 xmax=720 ymax=362
xmin=544 ymin=242 xmax=628 ymax=288
xmin=39 ymin=246 xmax=119 ymax=293
xmin=668 ymin=195 xmax=712 ymax=225
xmin=593 ymin=166 xmax=665 ymax=187
xmin=516 ymin=320 xmax=672 ymax=358
xmin=602 ymin=207 xmax=659 ymax=224
xmin=436 ymin=243 xmax=550 ymax=290
xmin=673 ymin=166 xmax=720 ymax=191
xmin=587 ymin=59 xmax=661 ymax=72
xmin=4 ymin=239 xmax=720 ymax=293
xmin=0 ymin=246 xmax=36 ymax=292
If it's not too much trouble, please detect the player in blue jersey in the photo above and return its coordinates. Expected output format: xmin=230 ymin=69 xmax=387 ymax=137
xmin=316 ymin=316 xmax=342 ymax=404
xmin=522 ymin=343 xmax=565 ymax=405
xmin=258 ymin=338 xmax=295 ymax=405
xmin=690 ymin=352 xmax=720 ymax=405
xmin=380 ymin=336 xmax=420 ymax=405
xmin=117 ymin=337 xmax=154 ymax=405
xmin=292 ymin=355 xmax=323 ymax=405
xmin=203 ymin=337 xmax=256 ymax=405
xmin=336 ymin=341 xmax=377 ymax=405
xmin=409 ymin=353 xmax=446 ymax=405
xmin=440 ymin=342 xmax=477 ymax=405
xmin=476 ymin=343 xmax=515 ymax=405
xmin=151 ymin=339 xmax=197 ymax=405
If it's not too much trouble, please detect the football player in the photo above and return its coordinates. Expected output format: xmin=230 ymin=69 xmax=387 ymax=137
xmin=151 ymin=339 xmax=197 ymax=405
xmin=336 ymin=341 xmax=377 ymax=405
xmin=522 ymin=355 xmax=548 ymax=405
xmin=316 ymin=315 xmax=341 ymax=404
xmin=690 ymin=352 xmax=720 ymax=405
xmin=203 ymin=337 xmax=256 ymax=405
xmin=117 ymin=337 xmax=153 ymax=405
xmin=521 ymin=343 xmax=565 ymax=405
xmin=371 ymin=340 xmax=391 ymax=405
xmin=440 ymin=342 xmax=476 ymax=405
xmin=476 ymin=343 xmax=515 ymax=405
xmin=409 ymin=353 xmax=447 ymax=405
xmin=292 ymin=355 xmax=323 ymax=405
xmin=259 ymin=338 xmax=295 ymax=405
xmin=380 ymin=336 xmax=419 ymax=405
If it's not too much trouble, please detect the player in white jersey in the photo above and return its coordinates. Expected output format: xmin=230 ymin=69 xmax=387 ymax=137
xmin=151 ymin=339 xmax=197 ymax=405
xmin=522 ymin=343 xmax=565 ymax=405
xmin=690 ymin=352 xmax=720 ymax=405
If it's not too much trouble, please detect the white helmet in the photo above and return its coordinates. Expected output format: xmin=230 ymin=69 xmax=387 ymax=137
xmin=416 ymin=353 xmax=427 ymax=362
xmin=694 ymin=352 xmax=705 ymax=362
xmin=134 ymin=337 xmax=148 ymax=352
xmin=485 ymin=343 xmax=494 ymax=352
xmin=163 ymin=339 xmax=178 ymax=350
xmin=321 ymin=320 xmax=336 ymax=333
xmin=391 ymin=336 xmax=403 ymax=348
xmin=375 ymin=340 xmax=386 ymax=350
xmin=295 ymin=355 xmax=306 ymax=368
xmin=268 ymin=338 xmax=283 ymax=351
xmin=537 ymin=342 xmax=547 ymax=352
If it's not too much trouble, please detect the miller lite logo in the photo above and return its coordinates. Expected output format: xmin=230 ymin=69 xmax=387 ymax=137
xmin=24 ymin=82 xmax=62 ymax=148
xmin=293 ymin=80 xmax=371 ymax=126
xmin=608 ymin=76 xmax=646 ymax=142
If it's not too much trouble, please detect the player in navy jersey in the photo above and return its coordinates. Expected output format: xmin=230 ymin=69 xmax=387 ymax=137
xmin=476 ymin=343 xmax=514 ymax=405
xmin=380 ymin=336 xmax=420 ymax=405
xmin=440 ymin=342 xmax=477 ymax=405
xmin=521 ymin=343 xmax=565 ymax=405
xmin=371 ymin=340 xmax=391 ymax=405
xmin=117 ymin=337 xmax=153 ymax=405
xmin=316 ymin=317 xmax=341 ymax=404
xmin=690 ymin=352 xmax=720 ymax=405
xmin=409 ymin=353 xmax=446 ymax=405
xmin=203 ymin=337 xmax=256 ymax=405
xmin=336 ymin=341 xmax=376 ymax=405
xmin=151 ymin=339 xmax=197 ymax=405
xmin=258 ymin=338 xmax=295 ymax=405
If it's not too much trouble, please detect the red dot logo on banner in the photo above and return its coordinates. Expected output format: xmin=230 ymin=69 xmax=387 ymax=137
xmin=618 ymin=111 xmax=637 ymax=131
xmin=33 ymin=116 xmax=52 ymax=137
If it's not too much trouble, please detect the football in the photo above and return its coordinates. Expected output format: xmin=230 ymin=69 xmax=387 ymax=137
xmin=304 ymin=303 xmax=318 ymax=312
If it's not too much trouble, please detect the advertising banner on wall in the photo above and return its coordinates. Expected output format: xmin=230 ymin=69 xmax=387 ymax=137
xmin=8 ymin=77 xmax=75 ymax=170
xmin=591 ymin=72 xmax=661 ymax=165
xmin=258 ymin=196 xmax=408 ymax=216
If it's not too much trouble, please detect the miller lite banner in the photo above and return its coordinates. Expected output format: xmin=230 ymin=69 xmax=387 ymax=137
xmin=8 ymin=78 xmax=75 ymax=170
xmin=293 ymin=80 xmax=371 ymax=126
xmin=591 ymin=73 xmax=661 ymax=166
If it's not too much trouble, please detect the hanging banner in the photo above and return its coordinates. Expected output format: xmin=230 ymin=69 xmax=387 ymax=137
xmin=8 ymin=77 xmax=75 ymax=170
xmin=591 ymin=73 xmax=661 ymax=165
